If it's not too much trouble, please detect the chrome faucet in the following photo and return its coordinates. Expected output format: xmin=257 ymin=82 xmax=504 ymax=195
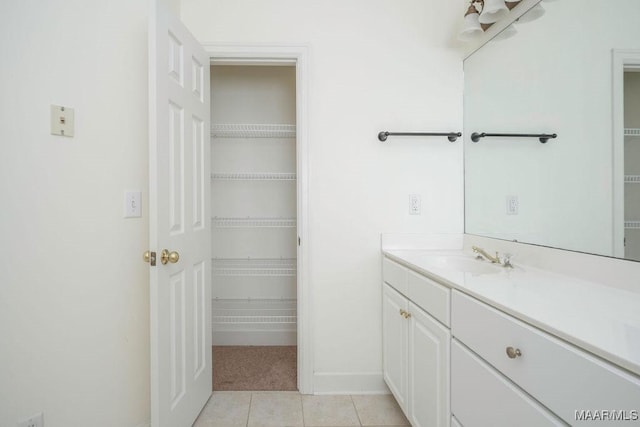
xmin=472 ymin=246 xmax=514 ymax=268
xmin=472 ymin=246 xmax=501 ymax=264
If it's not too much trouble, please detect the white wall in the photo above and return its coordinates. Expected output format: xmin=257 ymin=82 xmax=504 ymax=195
xmin=0 ymin=1 xmax=150 ymax=426
xmin=181 ymin=0 xmax=464 ymax=391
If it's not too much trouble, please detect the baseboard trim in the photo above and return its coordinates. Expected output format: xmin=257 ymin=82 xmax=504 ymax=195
xmin=312 ymin=372 xmax=389 ymax=395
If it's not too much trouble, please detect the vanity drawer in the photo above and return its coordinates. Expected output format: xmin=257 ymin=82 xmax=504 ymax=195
xmin=383 ymin=257 xmax=408 ymax=295
xmin=408 ymin=270 xmax=450 ymax=327
xmin=452 ymin=291 xmax=640 ymax=425
xmin=451 ymin=339 xmax=565 ymax=427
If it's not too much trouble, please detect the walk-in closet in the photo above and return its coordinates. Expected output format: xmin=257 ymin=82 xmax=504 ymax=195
xmin=210 ymin=64 xmax=298 ymax=390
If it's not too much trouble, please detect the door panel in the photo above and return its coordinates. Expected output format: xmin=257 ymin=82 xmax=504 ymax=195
xmin=149 ymin=1 xmax=211 ymax=426
xmin=408 ymin=302 xmax=450 ymax=427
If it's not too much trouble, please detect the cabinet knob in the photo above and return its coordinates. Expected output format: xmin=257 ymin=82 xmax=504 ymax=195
xmin=398 ymin=309 xmax=411 ymax=319
xmin=506 ymin=346 xmax=522 ymax=359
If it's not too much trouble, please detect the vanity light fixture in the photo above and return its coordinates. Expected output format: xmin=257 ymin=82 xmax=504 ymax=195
xmin=458 ymin=1 xmax=483 ymax=42
xmin=479 ymin=0 xmax=510 ymax=24
xmin=505 ymin=0 xmax=522 ymax=11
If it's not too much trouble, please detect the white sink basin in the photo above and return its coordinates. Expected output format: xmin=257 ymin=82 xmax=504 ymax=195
xmin=419 ymin=255 xmax=502 ymax=275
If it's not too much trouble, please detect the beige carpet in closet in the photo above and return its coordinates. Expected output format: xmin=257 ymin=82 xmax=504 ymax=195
xmin=212 ymin=346 xmax=297 ymax=391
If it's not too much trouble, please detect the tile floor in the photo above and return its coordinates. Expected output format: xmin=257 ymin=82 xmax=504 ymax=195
xmin=192 ymin=391 xmax=410 ymax=427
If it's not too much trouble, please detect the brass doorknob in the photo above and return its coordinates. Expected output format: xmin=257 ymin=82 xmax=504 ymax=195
xmin=506 ymin=346 xmax=522 ymax=359
xmin=160 ymin=249 xmax=180 ymax=265
xmin=143 ymin=251 xmax=156 ymax=266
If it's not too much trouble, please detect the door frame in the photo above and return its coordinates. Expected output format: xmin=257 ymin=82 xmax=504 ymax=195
xmin=612 ymin=49 xmax=640 ymax=257
xmin=202 ymin=43 xmax=312 ymax=394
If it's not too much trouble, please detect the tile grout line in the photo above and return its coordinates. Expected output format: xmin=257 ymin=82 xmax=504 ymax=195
xmin=246 ymin=392 xmax=253 ymax=427
xmin=350 ymin=395 xmax=364 ymax=427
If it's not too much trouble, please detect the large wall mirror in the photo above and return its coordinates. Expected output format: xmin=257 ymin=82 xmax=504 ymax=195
xmin=464 ymin=0 xmax=640 ymax=261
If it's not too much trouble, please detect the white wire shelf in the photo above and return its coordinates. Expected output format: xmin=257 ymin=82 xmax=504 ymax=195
xmin=625 ymin=221 xmax=640 ymax=229
xmin=211 ymin=172 xmax=296 ymax=181
xmin=625 ymin=128 xmax=640 ymax=137
xmin=211 ymin=298 xmax=297 ymax=327
xmin=212 ymin=217 xmax=296 ymax=228
xmin=625 ymin=175 xmax=640 ymax=183
xmin=211 ymin=124 xmax=296 ymax=138
xmin=212 ymin=315 xmax=297 ymax=325
xmin=212 ymin=297 xmax=296 ymax=305
xmin=212 ymin=258 xmax=296 ymax=277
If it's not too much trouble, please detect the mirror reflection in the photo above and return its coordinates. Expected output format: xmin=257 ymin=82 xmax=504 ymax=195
xmin=464 ymin=0 xmax=640 ymax=261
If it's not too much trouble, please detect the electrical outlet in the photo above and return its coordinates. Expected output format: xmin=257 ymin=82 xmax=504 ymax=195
xmin=409 ymin=194 xmax=421 ymax=215
xmin=18 ymin=412 xmax=43 ymax=427
xmin=506 ymin=195 xmax=519 ymax=215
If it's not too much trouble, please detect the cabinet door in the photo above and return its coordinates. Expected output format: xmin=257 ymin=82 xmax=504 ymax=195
xmin=382 ymin=283 xmax=408 ymax=411
xmin=408 ymin=302 xmax=450 ymax=427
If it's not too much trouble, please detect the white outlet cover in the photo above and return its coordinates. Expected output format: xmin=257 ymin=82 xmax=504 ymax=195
xmin=506 ymin=195 xmax=519 ymax=215
xmin=409 ymin=194 xmax=422 ymax=215
xmin=18 ymin=412 xmax=43 ymax=427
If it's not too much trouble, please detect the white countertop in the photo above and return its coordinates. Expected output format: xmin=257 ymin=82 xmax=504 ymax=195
xmin=383 ymin=248 xmax=640 ymax=377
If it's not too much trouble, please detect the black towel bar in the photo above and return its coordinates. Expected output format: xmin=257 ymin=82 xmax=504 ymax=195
xmin=378 ymin=131 xmax=461 ymax=142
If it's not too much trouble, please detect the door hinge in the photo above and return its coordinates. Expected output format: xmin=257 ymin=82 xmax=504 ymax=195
xmin=298 ymin=236 xmax=301 ymax=246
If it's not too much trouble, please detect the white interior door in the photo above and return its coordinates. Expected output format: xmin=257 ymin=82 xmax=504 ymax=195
xmin=149 ymin=2 xmax=211 ymax=426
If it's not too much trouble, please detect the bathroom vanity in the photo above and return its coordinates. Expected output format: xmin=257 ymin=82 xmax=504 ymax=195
xmin=381 ymin=235 xmax=640 ymax=427
xmin=384 ymin=2 xmax=640 ymax=424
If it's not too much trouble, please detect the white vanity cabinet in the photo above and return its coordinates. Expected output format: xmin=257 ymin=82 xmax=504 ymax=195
xmin=452 ymin=290 xmax=640 ymax=426
xmin=382 ymin=250 xmax=640 ymax=427
xmin=382 ymin=257 xmax=451 ymax=427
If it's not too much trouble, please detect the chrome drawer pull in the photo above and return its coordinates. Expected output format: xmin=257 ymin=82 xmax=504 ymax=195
xmin=506 ymin=346 xmax=522 ymax=359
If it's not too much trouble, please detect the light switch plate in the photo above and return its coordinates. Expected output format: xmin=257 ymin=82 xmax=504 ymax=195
xmin=124 ymin=191 xmax=142 ymax=218
xmin=50 ymin=105 xmax=75 ymax=137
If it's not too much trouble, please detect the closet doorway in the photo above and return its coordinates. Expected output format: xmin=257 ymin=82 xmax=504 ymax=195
xmin=613 ymin=50 xmax=640 ymax=261
xmin=208 ymin=56 xmax=309 ymax=392
xmin=623 ymin=69 xmax=640 ymax=261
